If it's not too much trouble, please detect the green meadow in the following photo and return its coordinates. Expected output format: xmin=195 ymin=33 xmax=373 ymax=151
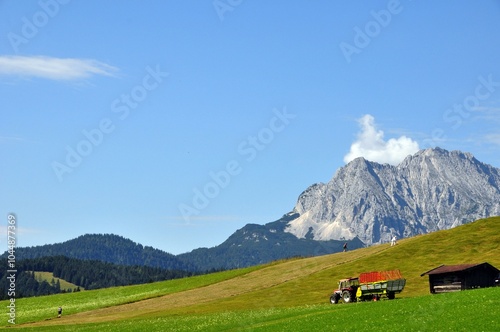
xmin=2 ymin=217 xmax=499 ymax=331
xmin=34 ymin=272 xmax=83 ymax=291
xmin=14 ymin=288 xmax=499 ymax=331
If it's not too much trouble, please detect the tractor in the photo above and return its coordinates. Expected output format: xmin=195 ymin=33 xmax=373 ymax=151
xmin=330 ymin=270 xmax=406 ymax=304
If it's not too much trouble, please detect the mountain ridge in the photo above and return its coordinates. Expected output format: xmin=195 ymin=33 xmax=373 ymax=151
xmin=8 ymin=147 xmax=500 ymax=272
xmin=286 ymin=147 xmax=500 ymax=245
xmin=9 ymin=233 xmax=197 ymax=272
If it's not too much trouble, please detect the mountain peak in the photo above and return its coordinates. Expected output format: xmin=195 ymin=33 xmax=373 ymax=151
xmin=411 ymin=147 xmax=475 ymax=161
xmin=286 ymin=147 xmax=500 ymax=245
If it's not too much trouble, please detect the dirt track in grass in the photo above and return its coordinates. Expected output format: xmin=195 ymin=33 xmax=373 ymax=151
xmin=23 ymin=245 xmax=388 ymax=327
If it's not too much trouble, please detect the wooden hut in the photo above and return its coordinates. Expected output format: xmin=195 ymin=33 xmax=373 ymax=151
xmin=420 ymin=262 xmax=499 ymax=294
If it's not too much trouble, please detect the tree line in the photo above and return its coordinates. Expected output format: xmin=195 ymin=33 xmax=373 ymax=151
xmin=7 ymin=233 xmax=197 ymax=272
xmin=0 ymin=256 xmax=193 ymax=300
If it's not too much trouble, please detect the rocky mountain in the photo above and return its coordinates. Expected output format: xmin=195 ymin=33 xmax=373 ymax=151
xmin=179 ymin=147 xmax=500 ymax=270
xmin=286 ymin=147 xmax=500 ymax=245
xmin=9 ymin=148 xmax=500 ymax=272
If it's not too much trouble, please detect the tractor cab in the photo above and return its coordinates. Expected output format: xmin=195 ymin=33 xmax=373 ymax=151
xmin=338 ymin=277 xmax=359 ymax=290
xmin=330 ymin=277 xmax=359 ymax=304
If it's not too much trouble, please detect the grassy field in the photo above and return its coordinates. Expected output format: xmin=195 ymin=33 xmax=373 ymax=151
xmin=2 ymin=265 xmax=263 ymax=325
xmin=2 ymin=216 xmax=499 ymax=330
xmin=34 ymin=272 xmax=83 ymax=291
xmin=14 ymin=287 xmax=500 ymax=331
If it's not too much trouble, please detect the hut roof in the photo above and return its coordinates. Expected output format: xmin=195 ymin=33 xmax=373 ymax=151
xmin=420 ymin=262 xmax=499 ymax=277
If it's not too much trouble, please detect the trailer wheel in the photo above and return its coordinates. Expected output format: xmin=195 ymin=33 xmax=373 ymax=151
xmin=330 ymin=294 xmax=340 ymax=304
xmin=342 ymin=290 xmax=353 ymax=303
xmin=387 ymin=292 xmax=395 ymax=300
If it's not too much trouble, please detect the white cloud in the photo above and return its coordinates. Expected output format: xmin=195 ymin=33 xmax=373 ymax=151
xmin=344 ymin=114 xmax=420 ymax=165
xmin=0 ymin=55 xmax=118 ymax=81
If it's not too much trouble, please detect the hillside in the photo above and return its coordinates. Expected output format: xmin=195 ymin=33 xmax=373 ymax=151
xmin=10 ymin=216 xmax=500 ymax=329
xmin=180 ymin=147 xmax=500 ymax=270
xmin=0 ymin=256 xmax=192 ymax=299
xmin=9 ymin=148 xmax=500 ymax=273
xmin=9 ymin=219 xmax=364 ymax=273
xmin=9 ymin=233 xmax=197 ymax=272
xmin=178 ymin=213 xmax=364 ymax=271
xmin=34 ymin=272 xmax=82 ymax=292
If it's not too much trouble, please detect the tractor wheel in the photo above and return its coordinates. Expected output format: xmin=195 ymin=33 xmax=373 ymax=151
xmin=387 ymin=292 xmax=395 ymax=300
xmin=330 ymin=294 xmax=340 ymax=304
xmin=342 ymin=290 xmax=353 ymax=303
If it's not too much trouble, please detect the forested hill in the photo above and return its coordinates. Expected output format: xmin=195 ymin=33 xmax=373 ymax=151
xmin=0 ymin=256 xmax=193 ymax=300
xmin=8 ymin=229 xmax=364 ymax=273
xmin=9 ymin=234 xmax=197 ymax=272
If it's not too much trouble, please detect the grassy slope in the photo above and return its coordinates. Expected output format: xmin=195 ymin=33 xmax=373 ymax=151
xmin=34 ymin=272 xmax=83 ymax=291
xmin=1 ymin=265 xmax=262 ymax=325
xmin=4 ymin=216 xmax=499 ymax=330
xmin=166 ymin=215 xmax=500 ymax=313
xmin=25 ymin=287 xmax=497 ymax=332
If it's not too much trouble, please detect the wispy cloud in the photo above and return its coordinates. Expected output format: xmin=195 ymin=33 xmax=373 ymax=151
xmin=344 ymin=114 xmax=420 ymax=165
xmin=165 ymin=215 xmax=243 ymax=222
xmin=0 ymin=225 xmax=42 ymax=237
xmin=0 ymin=135 xmax=25 ymax=142
xmin=0 ymin=135 xmax=39 ymax=145
xmin=471 ymin=106 xmax=500 ymax=123
xmin=0 ymin=55 xmax=118 ymax=81
xmin=485 ymin=133 xmax=500 ymax=146
xmin=164 ymin=215 xmax=244 ymax=226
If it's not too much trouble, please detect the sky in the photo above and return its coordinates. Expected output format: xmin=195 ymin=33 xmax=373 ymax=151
xmin=1 ymin=0 xmax=499 ymax=255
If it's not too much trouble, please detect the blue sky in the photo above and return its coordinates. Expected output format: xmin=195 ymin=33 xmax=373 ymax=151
xmin=1 ymin=0 xmax=499 ymax=254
